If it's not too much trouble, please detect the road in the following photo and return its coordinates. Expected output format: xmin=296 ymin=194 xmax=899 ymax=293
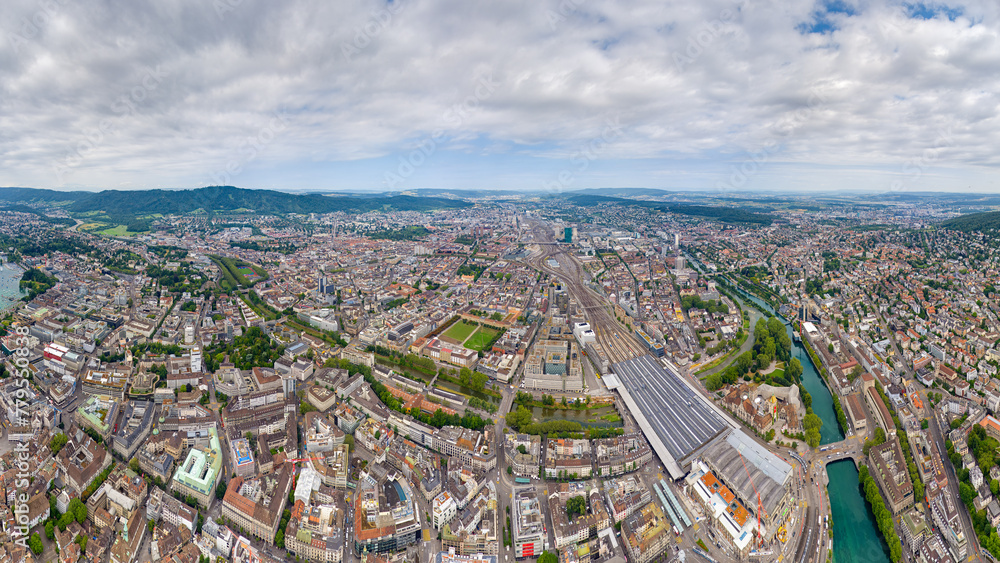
xmin=864 ymin=292 xmax=913 ymax=380
xmin=926 ymin=400 xmax=985 ymax=563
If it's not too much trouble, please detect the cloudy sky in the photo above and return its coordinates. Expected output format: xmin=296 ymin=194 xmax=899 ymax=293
xmin=1 ymin=0 xmax=998 ymax=193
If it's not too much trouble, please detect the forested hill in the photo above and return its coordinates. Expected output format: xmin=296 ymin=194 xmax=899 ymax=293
xmin=0 ymin=186 xmax=470 ymax=221
xmin=940 ymin=211 xmax=1000 ymax=233
xmin=566 ymin=194 xmax=774 ymax=226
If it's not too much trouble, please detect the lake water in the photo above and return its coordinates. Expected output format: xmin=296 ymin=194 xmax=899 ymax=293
xmin=0 ymin=263 xmax=26 ymax=310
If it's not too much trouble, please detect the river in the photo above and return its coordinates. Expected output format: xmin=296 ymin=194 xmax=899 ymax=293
xmin=727 ymin=287 xmax=843 ymax=444
xmin=826 ymin=460 xmax=893 ymax=563
xmin=725 ymin=284 xmax=889 ymax=563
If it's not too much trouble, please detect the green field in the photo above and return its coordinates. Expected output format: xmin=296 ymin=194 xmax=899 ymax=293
xmin=444 ymin=320 xmax=478 ymax=342
xmin=97 ymin=225 xmax=138 ymax=237
xmin=465 ymin=326 xmax=499 ymax=351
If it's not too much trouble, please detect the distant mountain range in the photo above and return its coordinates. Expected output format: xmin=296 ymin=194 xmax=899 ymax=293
xmin=302 ymin=187 xmax=676 ymax=199
xmin=568 ymin=188 xmax=674 ymax=198
xmin=0 ymin=186 xmax=471 ymax=221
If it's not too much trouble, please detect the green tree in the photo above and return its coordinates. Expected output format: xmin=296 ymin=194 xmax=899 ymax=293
xmin=469 ymin=371 xmax=489 ymax=392
xmin=874 ymin=426 xmax=887 ymax=442
xmin=798 ymin=384 xmax=813 ymax=410
xmin=960 ymin=482 xmax=976 ymax=506
xmin=50 ymin=432 xmax=69 ymax=455
xmin=849 ymin=365 xmax=863 ymax=381
xmin=538 ymin=551 xmax=559 ymax=563
xmin=805 ymin=428 xmax=821 ymax=448
xmin=45 ymin=520 xmax=54 ymax=540
xmin=566 ymin=495 xmax=587 ymax=519
xmin=29 ymin=533 xmax=43 ymax=555
xmin=786 ymin=358 xmax=803 ymax=381
xmin=506 ymin=406 xmax=533 ymax=431
xmin=70 ymin=497 xmax=87 ymax=524
xmin=58 ymin=511 xmax=73 ymax=531
xmin=217 ymin=479 xmax=228 ymax=500
xmin=803 ymin=413 xmax=823 ymax=432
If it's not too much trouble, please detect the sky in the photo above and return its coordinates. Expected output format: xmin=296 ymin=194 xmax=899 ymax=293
xmin=2 ymin=0 xmax=1000 ymax=194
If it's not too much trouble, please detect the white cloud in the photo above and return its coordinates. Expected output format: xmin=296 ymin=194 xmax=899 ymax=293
xmin=0 ymin=0 xmax=998 ymax=191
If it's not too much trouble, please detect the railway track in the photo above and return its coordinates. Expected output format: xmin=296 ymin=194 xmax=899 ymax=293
xmin=522 ymin=221 xmax=647 ymax=363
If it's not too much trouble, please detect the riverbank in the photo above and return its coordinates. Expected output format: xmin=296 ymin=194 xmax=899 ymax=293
xmin=727 ymin=285 xmax=898 ymax=563
xmin=736 ymin=287 xmax=844 ymax=443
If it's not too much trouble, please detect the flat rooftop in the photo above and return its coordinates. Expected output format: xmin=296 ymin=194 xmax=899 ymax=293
xmin=700 ymin=431 xmax=792 ymax=518
xmin=612 ymin=355 xmax=726 ymax=469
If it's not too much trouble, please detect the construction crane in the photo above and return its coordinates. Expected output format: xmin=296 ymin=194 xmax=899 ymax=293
xmin=737 ymin=449 xmax=767 ymax=549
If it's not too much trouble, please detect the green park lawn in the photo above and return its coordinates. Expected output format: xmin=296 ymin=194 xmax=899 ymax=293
xmin=444 ymin=320 xmax=478 ymax=342
xmin=465 ymin=326 xmax=499 ymax=351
